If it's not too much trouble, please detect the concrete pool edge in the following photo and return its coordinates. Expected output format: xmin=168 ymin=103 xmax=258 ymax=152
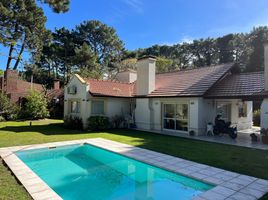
xmin=0 ymin=139 xmax=267 ymax=200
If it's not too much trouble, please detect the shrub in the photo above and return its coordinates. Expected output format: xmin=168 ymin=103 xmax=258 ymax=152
xmin=0 ymin=116 xmax=6 ymax=122
xmin=111 ymin=115 xmax=125 ymax=128
xmin=253 ymin=109 xmax=260 ymax=126
xmin=88 ymin=116 xmax=110 ymax=131
xmin=64 ymin=115 xmax=83 ymax=130
xmin=23 ymin=90 xmax=49 ymax=119
xmin=0 ymin=93 xmax=20 ymax=120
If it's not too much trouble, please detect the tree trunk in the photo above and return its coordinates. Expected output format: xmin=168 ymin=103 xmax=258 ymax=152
xmin=6 ymin=44 xmax=14 ymax=70
xmin=13 ymin=40 xmax=25 ymax=70
xmin=6 ymin=24 xmax=19 ymax=70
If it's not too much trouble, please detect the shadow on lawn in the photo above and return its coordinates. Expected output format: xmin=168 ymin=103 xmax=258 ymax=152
xmin=0 ymin=122 xmax=184 ymax=144
xmin=0 ymin=123 xmax=86 ymax=135
xmin=0 ymin=122 xmax=151 ymax=137
xmin=0 ymin=122 xmax=225 ymax=146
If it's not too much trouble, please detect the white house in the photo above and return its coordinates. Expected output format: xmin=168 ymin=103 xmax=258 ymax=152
xmin=64 ymin=45 xmax=268 ymax=135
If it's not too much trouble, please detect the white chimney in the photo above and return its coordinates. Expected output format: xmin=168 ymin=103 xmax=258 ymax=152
xmin=265 ymin=43 xmax=268 ymax=91
xmin=115 ymin=69 xmax=137 ymax=83
xmin=136 ymin=56 xmax=156 ymax=96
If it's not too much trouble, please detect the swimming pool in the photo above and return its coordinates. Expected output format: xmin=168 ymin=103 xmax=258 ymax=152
xmin=16 ymin=143 xmax=214 ymax=200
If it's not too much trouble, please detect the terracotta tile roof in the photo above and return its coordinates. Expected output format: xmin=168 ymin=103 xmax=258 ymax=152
xmin=205 ymin=71 xmax=264 ymax=98
xmin=86 ymin=79 xmax=134 ymax=97
xmin=148 ymin=63 xmax=233 ymax=97
xmin=46 ymin=89 xmax=64 ymax=100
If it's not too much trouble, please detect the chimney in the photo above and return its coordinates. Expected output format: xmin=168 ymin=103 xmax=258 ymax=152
xmin=53 ymin=79 xmax=60 ymax=90
xmin=136 ymin=56 xmax=156 ymax=96
xmin=265 ymin=43 xmax=268 ymax=91
xmin=115 ymin=69 xmax=137 ymax=83
xmin=4 ymin=69 xmax=19 ymax=92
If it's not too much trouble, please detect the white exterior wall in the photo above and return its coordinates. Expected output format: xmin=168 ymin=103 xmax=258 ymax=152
xmin=105 ymin=98 xmax=130 ymax=117
xmin=134 ymin=97 xmax=253 ymax=135
xmin=261 ymin=99 xmax=268 ymax=129
xmin=64 ymin=75 xmax=90 ymax=128
xmin=135 ymin=97 xmax=205 ymax=135
xmin=135 ymin=98 xmax=152 ymax=130
xmin=64 ymin=75 xmax=131 ymax=129
xmin=261 ymin=44 xmax=268 ymax=129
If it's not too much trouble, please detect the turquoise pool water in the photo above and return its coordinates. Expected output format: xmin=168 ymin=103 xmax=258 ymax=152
xmin=16 ymin=144 xmax=213 ymax=200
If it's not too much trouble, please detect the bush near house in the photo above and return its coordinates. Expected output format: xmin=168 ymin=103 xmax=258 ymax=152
xmin=0 ymin=93 xmax=20 ymax=120
xmin=253 ymin=109 xmax=260 ymax=126
xmin=22 ymin=90 xmax=49 ymax=119
xmin=64 ymin=115 xmax=83 ymax=130
xmin=110 ymin=115 xmax=126 ymax=128
xmin=88 ymin=116 xmax=110 ymax=130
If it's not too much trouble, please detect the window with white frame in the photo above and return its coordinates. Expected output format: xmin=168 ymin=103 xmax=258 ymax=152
xmin=91 ymin=100 xmax=105 ymax=115
xmin=70 ymin=101 xmax=80 ymax=113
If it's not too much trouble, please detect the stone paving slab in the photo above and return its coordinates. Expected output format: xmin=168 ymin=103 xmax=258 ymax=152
xmin=0 ymin=138 xmax=268 ymax=200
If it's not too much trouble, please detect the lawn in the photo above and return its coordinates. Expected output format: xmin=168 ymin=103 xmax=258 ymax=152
xmin=0 ymin=119 xmax=268 ymax=200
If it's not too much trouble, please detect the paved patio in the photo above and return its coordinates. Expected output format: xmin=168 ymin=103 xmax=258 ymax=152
xmin=0 ymin=138 xmax=268 ymax=200
xmin=136 ymin=127 xmax=268 ymax=150
xmin=185 ymin=127 xmax=268 ymax=150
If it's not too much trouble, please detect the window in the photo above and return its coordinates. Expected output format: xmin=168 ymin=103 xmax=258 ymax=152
xmin=163 ymin=103 xmax=188 ymax=131
xmin=92 ymin=100 xmax=105 ymax=115
xmin=67 ymin=85 xmax=77 ymax=94
xmin=216 ymin=102 xmax=231 ymax=122
xmin=70 ymin=101 xmax=80 ymax=113
xmin=238 ymin=102 xmax=247 ymax=118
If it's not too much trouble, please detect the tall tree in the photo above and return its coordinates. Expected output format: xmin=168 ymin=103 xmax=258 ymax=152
xmin=73 ymin=42 xmax=101 ymax=79
xmin=156 ymin=57 xmax=174 ymax=72
xmin=76 ymin=20 xmax=124 ymax=74
xmin=39 ymin=0 xmax=70 ymax=13
xmin=246 ymin=27 xmax=268 ymax=72
xmin=0 ymin=0 xmax=49 ymax=70
xmin=216 ymin=34 xmax=235 ymax=64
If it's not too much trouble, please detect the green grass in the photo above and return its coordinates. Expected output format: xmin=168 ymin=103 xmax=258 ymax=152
xmin=0 ymin=119 xmax=267 ymax=200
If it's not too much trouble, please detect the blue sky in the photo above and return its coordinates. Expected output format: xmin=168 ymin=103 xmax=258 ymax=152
xmin=1 ymin=0 xmax=268 ymax=70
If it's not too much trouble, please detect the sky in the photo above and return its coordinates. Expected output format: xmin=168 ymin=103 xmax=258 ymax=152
xmin=1 ymin=0 xmax=268 ymax=70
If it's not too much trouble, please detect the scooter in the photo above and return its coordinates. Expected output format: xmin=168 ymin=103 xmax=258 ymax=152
xmin=213 ymin=115 xmax=238 ymax=139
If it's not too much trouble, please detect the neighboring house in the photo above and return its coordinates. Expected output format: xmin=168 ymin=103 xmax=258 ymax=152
xmin=0 ymin=69 xmax=63 ymax=107
xmin=64 ymin=45 xmax=268 ymax=135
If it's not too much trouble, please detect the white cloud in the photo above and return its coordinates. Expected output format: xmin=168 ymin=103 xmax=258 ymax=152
xmin=120 ymin=0 xmax=143 ymax=13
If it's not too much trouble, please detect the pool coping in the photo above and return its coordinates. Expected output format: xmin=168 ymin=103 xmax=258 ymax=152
xmin=0 ymin=138 xmax=267 ymax=200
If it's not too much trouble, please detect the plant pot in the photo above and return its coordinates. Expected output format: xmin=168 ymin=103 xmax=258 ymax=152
xmin=261 ymin=135 xmax=268 ymax=144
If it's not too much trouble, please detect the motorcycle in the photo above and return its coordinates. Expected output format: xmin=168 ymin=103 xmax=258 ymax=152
xmin=213 ymin=115 xmax=238 ymax=139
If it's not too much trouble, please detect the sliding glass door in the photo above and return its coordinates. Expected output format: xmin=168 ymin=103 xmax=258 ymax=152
xmin=163 ymin=103 xmax=188 ymax=132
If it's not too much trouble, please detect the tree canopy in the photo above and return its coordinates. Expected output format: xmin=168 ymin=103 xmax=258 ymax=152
xmin=1 ymin=0 xmax=268 ymax=89
xmin=128 ymin=26 xmax=268 ymax=73
xmin=39 ymin=0 xmax=70 ymax=13
xmin=0 ymin=0 xmax=49 ymax=70
xmin=27 ymin=20 xmax=124 ymax=85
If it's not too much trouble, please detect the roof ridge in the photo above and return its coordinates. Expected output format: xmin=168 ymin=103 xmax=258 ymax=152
xmin=156 ymin=63 xmax=233 ymax=75
xmin=85 ymin=78 xmax=134 ymax=85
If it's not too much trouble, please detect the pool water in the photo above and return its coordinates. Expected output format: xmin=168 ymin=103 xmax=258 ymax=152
xmin=16 ymin=144 xmax=213 ymax=200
